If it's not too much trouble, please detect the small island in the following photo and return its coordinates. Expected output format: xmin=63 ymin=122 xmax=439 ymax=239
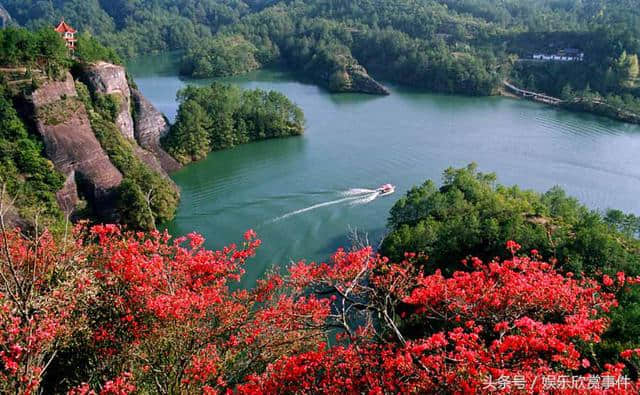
xmin=163 ymin=82 xmax=306 ymax=165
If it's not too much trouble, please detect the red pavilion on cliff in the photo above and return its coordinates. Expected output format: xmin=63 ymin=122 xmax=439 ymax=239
xmin=54 ymin=19 xmax=77 ymax=52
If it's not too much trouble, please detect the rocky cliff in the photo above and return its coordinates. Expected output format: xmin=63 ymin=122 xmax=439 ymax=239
xmin=132 ymin=89 xmax=182 ymax=172
xmin=26 ymin=61 xmax=181 ymax=224
xmin=325 ymin=61 xmax=389 ymax=95
xmin=0 ymin=5 xmax=11 ymax=28
xmin=83 ymin=62 xmax=135 ymax=139
xmin=82 ymin=62 xmax=180 ymax=176
xmin=344 ymin=64 xmax=389 ymax=95
xmin=31 ymin=72 xmax=123 ymax=218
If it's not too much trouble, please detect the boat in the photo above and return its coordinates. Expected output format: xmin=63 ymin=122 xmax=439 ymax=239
xmin=377 ymin=184 xmax=395 ymax=196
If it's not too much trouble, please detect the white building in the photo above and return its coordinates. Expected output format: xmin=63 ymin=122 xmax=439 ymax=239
xmin=532 ymin=50 xmax=584 ymax=62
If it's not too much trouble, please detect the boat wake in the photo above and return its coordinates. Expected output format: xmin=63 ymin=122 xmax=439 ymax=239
xmin=341 ymin=188 xmax=377 ymax=196
xmin=349 ymin=191 xmax=380 ymax=205
xmin=268 ymin=188 xmax=381 ymax=223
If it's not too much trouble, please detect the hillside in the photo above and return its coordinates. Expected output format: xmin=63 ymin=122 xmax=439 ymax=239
xmin=0 ymin=27 xmax=179 ymax=231
xmin=0 ymin=24 xmax=308 ymax=230
xmin=3 ymin=1 xmax=639 ymax=101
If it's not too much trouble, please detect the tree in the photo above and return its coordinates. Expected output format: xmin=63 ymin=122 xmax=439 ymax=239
xmin=164 ymin=100 xmax=211 ymax=164
xmin=240 ymin=241 xmax=640 ymax=393
xmin=382 ymin=164 xmax=640 ymax=357
xmin=46 ymin=225 xmax=327 ymax=393
xmin=561 ymin=83 xmax=575 ymax=100
xmin=0 ymin=223 xmax=88 ymax=394
xmin=116 ymin=178 xmax=155 ymax=230
xmin=382 ymin=164 xmax=640 ymax=276
xmin=2 ymin=223 xmax=639 ymax=393
xmin=163 ymin=83 xmax=304 ymax=165
xmin=615 ymin=51 xmax=640 ymax=88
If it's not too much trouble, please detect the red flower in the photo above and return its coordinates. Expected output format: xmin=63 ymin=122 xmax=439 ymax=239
xmin=603 ymin=275 xmax=614 ymax=287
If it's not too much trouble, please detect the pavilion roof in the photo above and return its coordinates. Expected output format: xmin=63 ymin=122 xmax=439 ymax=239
xmin=55 ymin=20 xmax=77 ymax=34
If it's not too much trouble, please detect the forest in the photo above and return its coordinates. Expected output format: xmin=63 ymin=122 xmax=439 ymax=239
xmin=163 ymin=82 xmax=305 ymax=164
xmin=382 ymin=164 xmax=640 ymax=360
xmin=4 ymin=0 xmax=639 ymax=107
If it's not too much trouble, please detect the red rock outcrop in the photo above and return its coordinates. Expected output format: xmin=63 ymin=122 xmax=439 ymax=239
xmin=84 ymin=63 xmax=180 ymax=176
xmin=83 ymin=62 xmax=135 ymax=139
xmin=31 ymin=72 xmax=122 ymax=218
xmin=132 ymin=88 xmax=182 ymax=172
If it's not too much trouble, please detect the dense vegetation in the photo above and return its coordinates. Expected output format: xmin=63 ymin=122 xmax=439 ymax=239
xmin=2 ymin=223 xmax=639 ymax=393
xmin=0 ymin=84 xmax=65 ymax=230
xmin=2 ymin=4 xmax=640 ymax=393
xmin=0 ymin=27 xmax=71 ymax=80
xmin=0 ymin=27 xmax=120 ymax=77
xmin=5 ymin=0 xmax=639 ymax=117
xmin=179 ymin=2 xmax=504 ymax=94
xmin=1 ymin=0 xmax=247 ymax=57
xmin=0 ymin=26 xmax=174 ymax=230
xmin=74 ymin=82 xmax=179 ymax=230
xmin=163 ymin=82 xmax=305 ymax=164
xmin=382 ymin=164 xmax=640 ymax=360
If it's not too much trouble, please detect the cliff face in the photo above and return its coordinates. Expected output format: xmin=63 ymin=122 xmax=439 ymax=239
xmin=14 ymin=59 xmax=181 ymax=225
xmin=83 ymin=62 xmax=135 ymax=139
xmin=83 ymin=62 xmax=180 ymax=176
xmin=132 ymin=89 xmax=182 ymax=172
xmin=0 ymin=5 xmax=11 ymax=28
xmin=325 ymin=62 xmax=389 ymax=95
xmin=31 ymin=72 xmax=123 ymax=218
xmin=344 ymin=64 xmax=389 ymax=95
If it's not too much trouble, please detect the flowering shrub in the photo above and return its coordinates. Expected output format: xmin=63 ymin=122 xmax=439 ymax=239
xmin=76 ymin=225 xmax=328 ymax=393
xmin=0 ymin=228 xmax=90 ymax=395
xmin=1 ymin=223 xmax=639 ymax=394
xmin=244 ymin=242 xmax=640 ymax=393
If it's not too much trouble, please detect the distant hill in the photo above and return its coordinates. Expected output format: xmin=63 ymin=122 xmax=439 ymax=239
xmin=2 ymin=1 xmax=639 ymax=116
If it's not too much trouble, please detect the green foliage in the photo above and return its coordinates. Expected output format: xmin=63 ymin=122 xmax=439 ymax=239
xmin=508 ymin=23 xmax=640 ymax=122
xmin=615 ymin=51 xmax=639 ymax=89
xmin=383 ymin=164 xmax=640 ymax=275
xmin=383 ymin=164 xmax=548 ymax=271
xmin=117 ymin=178 xmax=155 ymax=231
xmin=0 ymin=27 xmax=70 ymax=78
xmin=37 ymin=97 xmax=82 ymax=126
xmin=0 ymin=26 xmax=122 ymax=82
xmin=0 ymin=83 xmax=65 ymax=228
xmin=178 ymin=3 xmax=503 ymax=95
xmin=6 ymin=0 xmax=640 ymax=100
xmin=80 ymin=83 xmax=179 ymax=229
xmin=93 ymin=93 xmax=121 ymax=123
xmin=2 ymin=0 xmax=247 ymax=58
xmin=164 ymin=100 xmax=211 ymax=164
xmin=605 ymin=209 xmax=640 ymax=238
xmin=74 ymin=32 xmax=122 ymax=65
xmin=382 ymin=164 xmax=640 ymax=351
xmin=164 ymin=82 xmax=305 ymax=164
xmin=181 ymin=34 xmax=260 ymax=78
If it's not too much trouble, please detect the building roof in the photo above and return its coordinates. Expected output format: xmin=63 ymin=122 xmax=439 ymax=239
xmin=55 ymin=20 xmax=77 ymax=34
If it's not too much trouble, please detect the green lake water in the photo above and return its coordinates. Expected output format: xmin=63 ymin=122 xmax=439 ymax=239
xmin=128 ymin=54 xmax=640 ymax=288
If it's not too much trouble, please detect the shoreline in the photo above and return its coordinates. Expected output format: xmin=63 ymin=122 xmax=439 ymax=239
xmin=499 ymin=85 xmax=640 ymax=126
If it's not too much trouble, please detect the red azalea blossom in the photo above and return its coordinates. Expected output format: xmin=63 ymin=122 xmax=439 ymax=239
xmin=2 ymin=226 xmax=639 ymax=393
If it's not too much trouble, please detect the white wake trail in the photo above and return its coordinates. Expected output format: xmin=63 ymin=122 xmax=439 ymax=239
xmin=341 ymin=188 xmax=377 ymax=196
xmin=269 ymin=195 xmax=361 ymax=223
xmin=268 ymin=188 xmax=382 ymax=223
xmin=349 ymin=191 xmax=380 ymax=205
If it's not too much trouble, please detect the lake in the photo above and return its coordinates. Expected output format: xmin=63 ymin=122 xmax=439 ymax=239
xmin=128 ymin=54 xmax=640 ymax=288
